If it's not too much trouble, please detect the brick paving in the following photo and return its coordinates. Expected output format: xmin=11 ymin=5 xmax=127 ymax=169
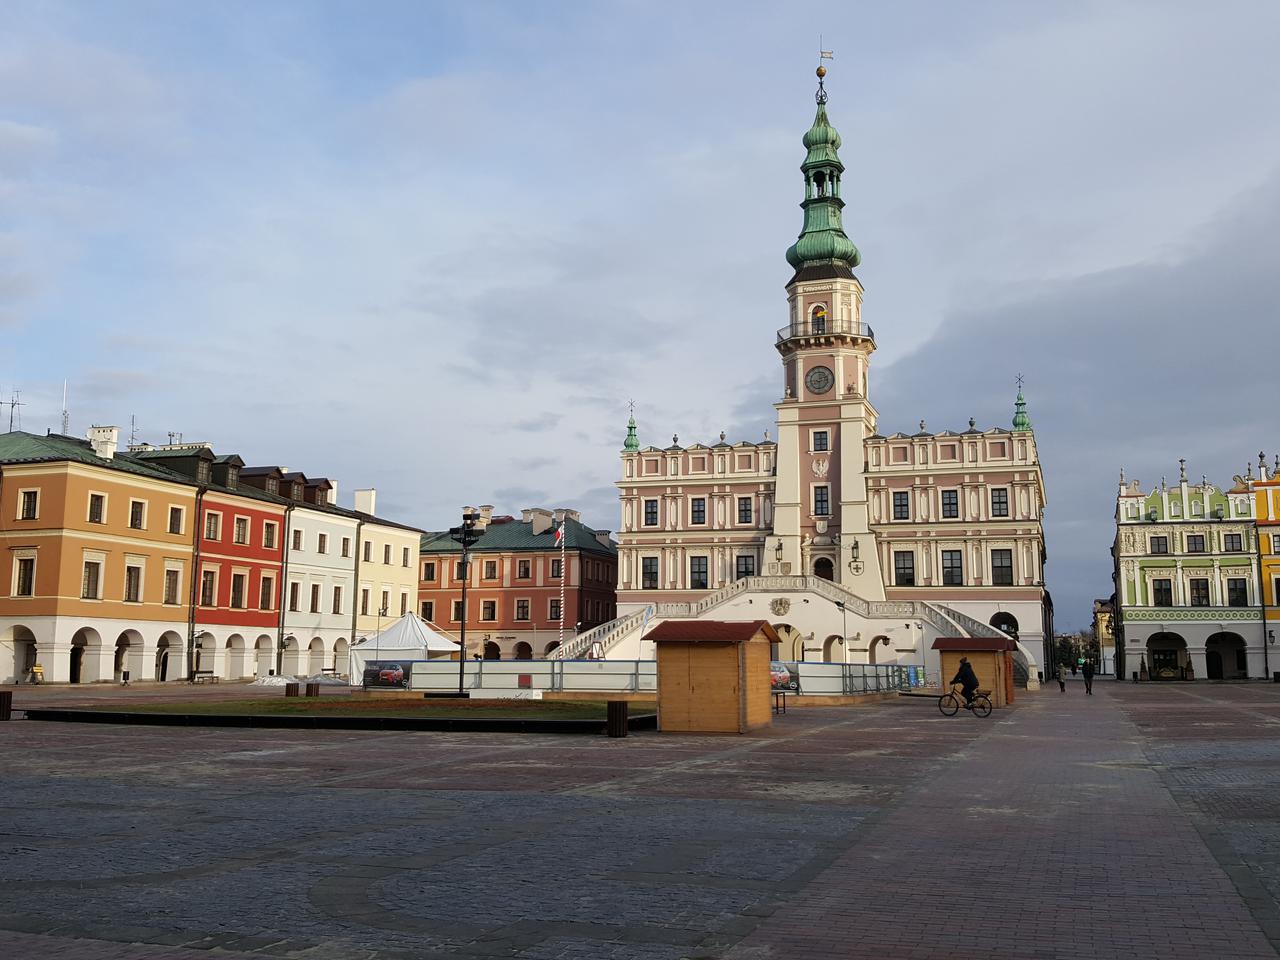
xmin=0 ymin=680 xmax=1277 ymax=959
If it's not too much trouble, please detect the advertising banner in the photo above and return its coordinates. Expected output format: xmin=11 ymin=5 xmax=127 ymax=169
xmin=770 ymin=661 xmax=800 ymax=692
xmin=361 ymin=660 xmax=419 ymax=689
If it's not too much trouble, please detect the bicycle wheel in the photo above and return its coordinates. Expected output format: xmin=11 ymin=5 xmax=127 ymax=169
xmin=938 ymin=693 xmax=959 ymax=717
xmin=972 ymin=695 xmax=993 ymax=718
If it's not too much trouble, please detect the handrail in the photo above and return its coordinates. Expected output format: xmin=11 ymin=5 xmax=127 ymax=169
xmin=776 ymin=319 xmax=875 ymax=344
xmin=550 ymin=606 xmax=650 ymax=660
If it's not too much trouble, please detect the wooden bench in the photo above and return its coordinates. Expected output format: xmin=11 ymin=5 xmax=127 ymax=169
xmin=190 ymin=670 xmax=219 ymax=684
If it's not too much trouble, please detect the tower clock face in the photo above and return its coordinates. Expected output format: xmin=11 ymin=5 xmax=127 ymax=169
xmin=805 ymin=365 xmax=835 ymax=395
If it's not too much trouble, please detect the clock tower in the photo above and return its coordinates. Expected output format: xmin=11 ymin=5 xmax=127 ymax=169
xmin=770 ymin=66 xmax=885 ymax=599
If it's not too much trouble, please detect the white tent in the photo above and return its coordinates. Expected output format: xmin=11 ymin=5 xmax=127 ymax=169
xmin=348 ymin=614 xmax=459 ymax=686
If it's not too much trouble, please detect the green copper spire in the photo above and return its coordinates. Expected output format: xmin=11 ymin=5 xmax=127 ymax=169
xmin=785 ymin=66 xmax=860 ymax=281
xmin=623 ymin=414 xmax=639 ymax=452
xmin=1012 ymin=379 xmax=1032 ymax=431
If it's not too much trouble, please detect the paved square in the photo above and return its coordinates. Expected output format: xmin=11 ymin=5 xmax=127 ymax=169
xmin=1 ymin=681 xmax=1278 ymax=959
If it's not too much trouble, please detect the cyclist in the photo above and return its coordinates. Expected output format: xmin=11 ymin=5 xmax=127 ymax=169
xmin=951 ymin=657 xmax=980 ymax=710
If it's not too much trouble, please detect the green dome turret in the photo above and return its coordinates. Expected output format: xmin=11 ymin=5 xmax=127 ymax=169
xmin=786 ymin=67 xmax=860 ymax=281
xmin=1012 ymin=383 xmax=1032 ymax=432
xmin=623 ymin=414 xmax=639 ymax=452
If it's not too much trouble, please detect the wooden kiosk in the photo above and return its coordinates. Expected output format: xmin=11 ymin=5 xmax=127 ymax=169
xmin=648 ymin=620 xmax=779 ymax=734
xmin=933 ymin=636 xmax=1017 ymax=708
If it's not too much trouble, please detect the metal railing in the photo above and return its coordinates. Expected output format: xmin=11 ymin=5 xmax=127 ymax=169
xmin=550 ymin=606 xmax=651 ymax=660
xmin=776 ymin=319 xmax=875 ymax=344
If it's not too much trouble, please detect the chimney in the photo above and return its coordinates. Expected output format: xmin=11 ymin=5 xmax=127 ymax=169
xmin=87 ymin=425 xmax=119 ymax=459
xmin=475 ymin=504 xmax=494 ymax=530
xmin=528 ymin=507 xmax=554 ymax=536
xmin=594 ymin=530 xmax=614 ymax=547
xmin=354 ymin=488 xmax=376 ymax=516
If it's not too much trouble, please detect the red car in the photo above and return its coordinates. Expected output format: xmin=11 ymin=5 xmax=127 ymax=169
xmin=378 ymin=665 xmax=405 ymax=685
xmin=770 ymin=661 xmax=799 ymax=691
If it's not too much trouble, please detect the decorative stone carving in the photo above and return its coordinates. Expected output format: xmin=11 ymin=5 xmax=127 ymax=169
xmin=770 ymin=598 xmax=791 ymax=616
xmin=812 ymin=458 xmax=830 ymax=478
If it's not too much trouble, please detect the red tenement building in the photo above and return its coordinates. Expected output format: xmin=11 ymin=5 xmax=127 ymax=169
xmin=418 ymin=507 xmax=617 ymax=660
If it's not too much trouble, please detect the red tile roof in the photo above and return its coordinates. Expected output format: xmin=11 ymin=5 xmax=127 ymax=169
xmin=645 ymin=620 xmax=779 ymax=643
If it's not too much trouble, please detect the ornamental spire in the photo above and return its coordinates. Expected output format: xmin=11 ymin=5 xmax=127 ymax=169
xmin=623 ymin=400 xmax=639 ymax=452
xmin=785 ymin=59 xmax=860 ymax=283
xmin=1012 ymin=376 xmax=1032 ymax=431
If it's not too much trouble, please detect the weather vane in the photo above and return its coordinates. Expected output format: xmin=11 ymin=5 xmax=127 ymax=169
xmin=816 ymin=43 xmax=833 ymax=104
xmin=1016 ymin=373 xmax=1025 ymax=390
xmin=627 ymin=398 xmax=636 ymax=417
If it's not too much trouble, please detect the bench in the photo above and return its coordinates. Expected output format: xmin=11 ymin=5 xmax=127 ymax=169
xmin=190 ymin=670 xmax=219 ymax=684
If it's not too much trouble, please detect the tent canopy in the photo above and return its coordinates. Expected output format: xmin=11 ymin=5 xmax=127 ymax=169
xmin=348 ymin=613 xmax=459 ymax=683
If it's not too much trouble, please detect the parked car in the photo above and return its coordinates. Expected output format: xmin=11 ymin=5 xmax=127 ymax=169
xmin=770 ymin=661 xmax=799 ymax=691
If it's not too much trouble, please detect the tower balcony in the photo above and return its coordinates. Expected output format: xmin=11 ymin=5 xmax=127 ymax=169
xmin=776 ymin=318 xmax=875 ymax=349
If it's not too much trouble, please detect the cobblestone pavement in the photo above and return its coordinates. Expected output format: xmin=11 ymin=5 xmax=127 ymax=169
xmin=0 ymin=681 xmax=1277 ymax=959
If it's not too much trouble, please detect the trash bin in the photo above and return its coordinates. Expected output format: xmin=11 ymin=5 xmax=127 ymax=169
xmin=606 ymin=700 xmax=628 ymax=738
xmin=121 ymin=670 xmax=130 ymax=686
xmin=284 ymin=682 xmax=300 ymax=697
xmin=305 ymin=682 xmax=320 ymax=698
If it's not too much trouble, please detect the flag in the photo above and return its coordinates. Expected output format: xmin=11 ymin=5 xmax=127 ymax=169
xmin=554 ymin=523 xmax=564 ymax=547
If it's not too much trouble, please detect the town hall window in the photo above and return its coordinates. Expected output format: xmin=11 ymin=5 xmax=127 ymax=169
xmin=644 ymin=499 xmax=658 ymax=526
xmin=1224 ymin=533 xmax=1243 ymax=552
xmin=642 ymin=557 xmax=658 ymax=589
xmin=893 ymin=491 xmax=910 ymax=521
xmin=1150 ymin=536 xmax=1169 ymax=555
xmin=1152 ymin=579 xmax=1173 ymax=607
xmin=942 ymin=550 xmax=963 ymax=585
xmin=991 ymin=549 xmax=1014 ymax=586
xmin=517 ymin=559 xmax=530 ymax=579
xmin=738 ymin=497 xmax=753 ymax=524
xmin=1227 ymin=578 xmax=1248 ymax=607
xmin=893 ymin=551 xmax=915 ymax=586
xmin=990 ymin=489 xmax=1009 ymax=517
xmin=810 ymin=304 xmax=827 ymax=333
xmin=19 ymin=490 xmax=38 ymax=520
xmin=812 ymin=430 xmax=829 ymax=452
xmin=690 ymin=556 xmax=709 ymax=590
xmin=941 ymin=490 xmax=959 ymax=519
xmin=814 ymin=486 xmax=830 ymax=516
xmin=736 ymin=555 xmax=756 ymax=580
xmin=691 ymin=498 xmax=706 ymax=525
xmin=1189 ymin=578 xmax=1210 ymax=606
xmin=14 ymin=556 xmax=36 ymax=597
xmin=1186 ymin=534 xmax=1205 ymax=553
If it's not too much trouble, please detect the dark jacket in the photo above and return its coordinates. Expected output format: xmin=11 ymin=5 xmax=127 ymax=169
xmin=1082 ymin=662 xmax=1095 ymax=679
xmin=951 ymin=661 xmax=979 ymax=691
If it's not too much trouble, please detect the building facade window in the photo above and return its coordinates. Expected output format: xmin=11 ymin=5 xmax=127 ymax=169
xmin=814 ymin=486 xmax=830 ymax=517
xmin=1224 ymin=533 xmax=1243 ymax=552
xmin=14 ymin=557 xmax=35 ymax=597
xmin=165 ymin=569 xmax=181 ymax=606
xmin=292 ymin=529 xmax=303 ymax=550
xmin=991 ymin=549 xmax=1014 ymax=586
xmin=515 ymin=599 xmax=530 ymax=621
xmin=259 ymin=576 xmax=273 ymax=610
xmin=88 ymin=493 xmax=105 ymax=524
xmin=455 ymin=560 xmax=465 ymax=581
xmin=738 ymin=497 xmax=753 ymax=524
xmin=231 ymin=574 xmax=247 ymax=609
xmin=402 ymin=547 xmax=411 ymax=567
xmin=1150 ymin=536 xmax=1169 ymax=555
xmin=202 ymin=571 xmax=217 ymax=607
xmin=289 ymin=581 xmax=301 ymax=613
xmin=1186 ymin=534 xmax=1205 ymax=553
xmin=941 ymin=490 xmax=959 ymax=519
xmin=893 ymin=551 xmax=915 ymax=586
xmin=1189 ymin=578 xmax=1210 ymax=606
xmin=310 ymin=584 xmax=321 ymax=613
xmin=941 ymin=550 xmax=963 ymax=585
xmin=263 ymin=521 xmax=277 ymax=549
xmin=451 ymin=600 xmax=463 ymax=621
xmin=19 ymin=490 xmax=38 ymax=520
xmin=549 ymin=598 xmax=562 ymax=621
xmin=169 ymin=506 xmax=183 ymax=534
xmin=317 ymin=532 xmax=328 ymax=554
xmin=383 ymin=544 xmax=392 ymax=565
xmin=129 ymin=500 xmax=146 ymax=530
xmin=234 ymin=517 xmax=249 ymax=545
xmin=400 ymin=592 xmax=408 ymax=616
xmin=341 ymin=537 xmax=351 ymax=558
xmin=484 ymin=560 xmax=498 ymax=579
xmin=380 ymin=590 xmax=389 ymax=615
xmin=691 ymin=498 xmax=706 ymax=525
xmin=893 ymin=491 xmax=910 ymax=521
xmin=690 ymin=556 xmax=709 ymax=589
xmin=644 ymin=499 xmax=658 ymax=526
xmin=551 ymin=558 xmax=563 ymax=579
xmin=332 ymin=586 xmax=343 ymax=615
xmin=1152 ymin=579 xmax=1173 ymax=607
xmin=813 ymin=430 xmax=829 ymax=452
xmin=517 ymin=559 xmax=530 ymax=579
xmin=481 ymin=600 xmax=497 ymax=621
xmin=82 ymin=561 xmax=101 ymax=600
xmin=642 ymin=557 xmax=658 ymax=589
xmin=736 ymin=555 xmax=756 ymax=580
xmin=423 ymin=561 xmax=436 ymax=581
xmin=123 ymin=565 xmax=142 ymax=603
xmin=363 ymin=542 xmax=372 ymax=562
xmin=1227 ymin=578 xmax=1249 ymax=607
xmin=205 ymin=513 xmax=220 ymax=541
xmin=991 ymin=489 xmax=1009 ymax=518
xmin=421 ymin=600 xmax=434 ymax=621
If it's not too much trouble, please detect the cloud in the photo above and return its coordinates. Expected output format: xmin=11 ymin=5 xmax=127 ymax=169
xmin=511 ymin=414 xmax=561 ymax=433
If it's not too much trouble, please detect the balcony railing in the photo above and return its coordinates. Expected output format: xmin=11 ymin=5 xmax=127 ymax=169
xmin=776 ymin=319 xmax=875 ymax=344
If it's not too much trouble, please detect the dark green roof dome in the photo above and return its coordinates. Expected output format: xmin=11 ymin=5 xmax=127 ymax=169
xmin=785 ymin=92 xmax=860 ymax=279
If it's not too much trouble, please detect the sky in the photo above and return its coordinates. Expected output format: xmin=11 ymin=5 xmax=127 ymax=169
xmin=3 ymin=1 xmax=1278 ymax=629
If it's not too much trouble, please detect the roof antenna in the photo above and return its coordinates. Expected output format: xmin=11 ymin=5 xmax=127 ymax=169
xmin=4 ymin=389 xmax=24 ymax=433
xmin=61 ymin=380 xmax=70 ymax=435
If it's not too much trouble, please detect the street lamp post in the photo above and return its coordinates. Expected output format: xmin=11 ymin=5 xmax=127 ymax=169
xmin=450 ymin=510 xmax=484 ymax=695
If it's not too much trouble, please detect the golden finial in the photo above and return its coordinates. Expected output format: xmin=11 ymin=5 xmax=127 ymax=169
xmin=816 ymin=65 xmax=827 ymax=78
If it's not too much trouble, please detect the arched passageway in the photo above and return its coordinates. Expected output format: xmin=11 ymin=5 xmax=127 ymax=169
xmin=334 ymin=638 xmax=349 ymax=676
xmin=225 ymin=635 xmax=248 ymax=679
xmin=4 ymin=626 xmax=37 ymax=683
xmin=1146 ymin=632 xmax=1188 ymax=680
xmin=114 ymin=630 xmax=142 ymax=682
xmin=543 ymin=640 xmax=561 ymax=657
xmin=990 ymin=612 xmax=1019 ymax=640
xmin=771 ymin=623 xmax=805 ymax=661
xmin=483 ymin=641 xmax=501 ymax=660
xmin=513 ymin=641 xmax=533 ymax=661
xmin=1205 ymin=632 xmax=1247 ymax=680
xmin=821 ymin=635 xmax=842 ymax=662
xmin=70 ymin=627 xmax=103 ymax=684
xmin=308 ymin=638 xmax=326 ymax=675
xmin=813 ymin=558 xmax=834 ymax=581
xmin=868 ymin=635 xmax=890 ymax=665
xmin=254 ymin=636 xmax=274 ymax=676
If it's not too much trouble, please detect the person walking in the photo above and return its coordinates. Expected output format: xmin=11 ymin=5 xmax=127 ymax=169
xmin=1057 ymin=665 xmax=1067 ymax=693
xmin=1082 ymin=659 xmax=1095 ymax=695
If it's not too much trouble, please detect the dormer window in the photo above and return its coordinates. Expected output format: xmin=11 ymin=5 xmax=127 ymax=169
xmin=226 ymin=466 xmax=239 ymax=489
xmin=291 ymin=482 xmax=303 ymax=500
xmin=197 ymin=462 xmax=212 ymax=484
xmin=266 ymin=477 xmax=279 ymax=495
xmin=811 ymin=304 xmax=827 ymax=334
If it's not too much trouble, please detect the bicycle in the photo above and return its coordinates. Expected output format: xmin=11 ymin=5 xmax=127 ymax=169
xmin=938 ymin=683 xmax=992 ymax=718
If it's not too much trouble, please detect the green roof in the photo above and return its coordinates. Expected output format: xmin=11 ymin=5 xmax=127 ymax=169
xmin=421 ymin=514 xmax=616 ymax=559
